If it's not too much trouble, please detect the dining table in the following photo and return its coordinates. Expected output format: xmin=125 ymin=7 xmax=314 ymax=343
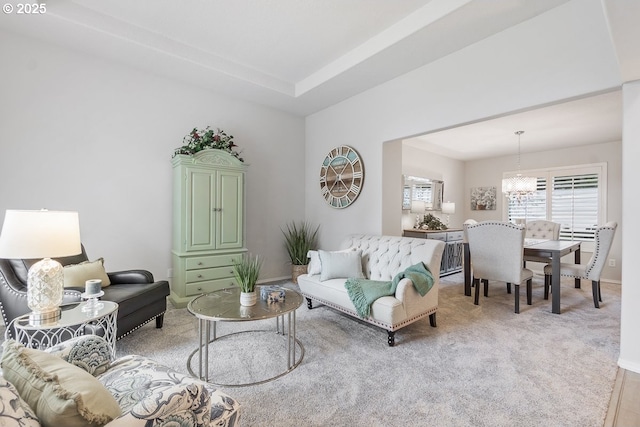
xmin=463 ymin=239 xmax=581 ymax=314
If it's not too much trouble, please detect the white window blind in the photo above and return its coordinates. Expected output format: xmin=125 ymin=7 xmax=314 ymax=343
xmin=551 ymin=172 xmax=599 ymax=241
xmin=505 ymin=164 xmax=606 ymax=242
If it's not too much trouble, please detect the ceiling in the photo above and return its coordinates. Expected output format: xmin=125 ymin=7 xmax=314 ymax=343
xmin=404 ymin=90 xmax=623 ymax=161
xmin=0 ymin=0 xmax=629 ymax=160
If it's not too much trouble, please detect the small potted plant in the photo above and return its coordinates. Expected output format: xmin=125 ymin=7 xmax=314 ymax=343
xmin=233 ymin=253 xmax=262 ymax=306
xmin=282 ymin=221 xmax=320 ymax=284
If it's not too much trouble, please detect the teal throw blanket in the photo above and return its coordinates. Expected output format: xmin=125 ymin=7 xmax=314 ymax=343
xmin=344 ymin=262 xmax=434 ymax=318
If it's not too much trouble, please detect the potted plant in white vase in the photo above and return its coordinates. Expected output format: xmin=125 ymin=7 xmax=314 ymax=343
xmin=233 ymin=254 xmax=262 ymax=306
xmin=282 ymin=221 xmax=320 ymax=284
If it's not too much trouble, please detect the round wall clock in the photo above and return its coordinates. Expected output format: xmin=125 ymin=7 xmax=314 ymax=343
xmin=319 ymin=145 xmax=364 ymax=208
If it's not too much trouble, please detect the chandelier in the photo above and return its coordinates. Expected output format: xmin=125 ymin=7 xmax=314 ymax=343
xmin=501 ymin=131 xmax=536 ymax=202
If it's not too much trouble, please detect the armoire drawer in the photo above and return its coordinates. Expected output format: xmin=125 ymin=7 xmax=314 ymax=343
xmin=185 ymin=266 xmax=235 ymax=283
xmin=185 ymin=278 xmax=238 ymax=296
xmin=185 ymin=254 xmax=239 ymax=270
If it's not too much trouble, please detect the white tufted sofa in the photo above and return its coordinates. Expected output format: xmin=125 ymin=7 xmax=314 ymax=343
xmin=297 ymin=235 xmax=445 ymax=346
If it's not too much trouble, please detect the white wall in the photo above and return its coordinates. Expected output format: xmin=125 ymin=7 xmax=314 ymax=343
xmin=0 ymin=29 xmax=305 ymax=283
xmin=619 ymin=80 xmax=640 ymax=372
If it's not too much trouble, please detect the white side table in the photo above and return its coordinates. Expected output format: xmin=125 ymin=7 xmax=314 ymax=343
xmin=7 ymin=301 xmax=118 ymax=357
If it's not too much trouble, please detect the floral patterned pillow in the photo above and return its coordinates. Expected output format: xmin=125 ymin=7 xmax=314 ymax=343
xmin=0 ymin=376 xmax=40 ymax=427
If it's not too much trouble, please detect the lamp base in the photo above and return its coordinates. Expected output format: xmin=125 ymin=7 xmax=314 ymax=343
xmin=28 ymin=307 xmax=62 ymax=326
xmin=27 ymin=258 xmax=64 ymax=325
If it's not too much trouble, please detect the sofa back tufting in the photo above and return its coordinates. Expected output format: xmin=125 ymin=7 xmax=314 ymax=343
xmin=340 ymin=234 xmax=442 ymax=281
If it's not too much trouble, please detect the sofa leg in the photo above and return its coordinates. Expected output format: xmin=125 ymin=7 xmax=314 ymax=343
xmin=429 ymin=312 xmax=437 ymax=327
xmin=156 ymin=314 xmax=164 ymax=329
xmin=306 ymin=297 xmax=313 ymax=309
xmin=387 ymin=331 xmax=395 ymax=347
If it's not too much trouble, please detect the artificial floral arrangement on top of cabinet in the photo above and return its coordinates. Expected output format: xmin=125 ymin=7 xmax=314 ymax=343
xmin=173 ymin=127 xmax=244 ymax=161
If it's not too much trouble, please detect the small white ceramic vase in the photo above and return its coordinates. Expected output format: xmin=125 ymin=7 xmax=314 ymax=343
xmin=240 ymin=291 xmax=257 ymax=306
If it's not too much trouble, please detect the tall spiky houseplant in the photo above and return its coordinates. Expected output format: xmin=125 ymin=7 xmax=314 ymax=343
xmin=282 ymin=221 xmax=320 ymax=284
xmin=233 ymin=253 xmax=262 ymax=306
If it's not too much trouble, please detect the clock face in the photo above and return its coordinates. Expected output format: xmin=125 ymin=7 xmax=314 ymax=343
xmin=319 ymin=145 xmax=364 ymax=208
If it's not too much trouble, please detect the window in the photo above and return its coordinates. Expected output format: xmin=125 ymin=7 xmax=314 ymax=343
xmin=505 ymin=164 xmax=606 ymax=244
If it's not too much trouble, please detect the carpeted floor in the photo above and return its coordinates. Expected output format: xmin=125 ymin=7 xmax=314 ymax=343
xmin=113 ymin=273 xmax=620 ymax=427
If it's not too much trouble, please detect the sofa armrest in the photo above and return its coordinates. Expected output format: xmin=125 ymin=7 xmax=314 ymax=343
xmin=394 ymin=277 xmax=417 ymax=303
xmin=104 ymin=382 xmax=211 ymax=427
xmin=108 ymin=270 xmax=154 ymax=284
xmin=45 ymin=335 xmax=113 ymax=376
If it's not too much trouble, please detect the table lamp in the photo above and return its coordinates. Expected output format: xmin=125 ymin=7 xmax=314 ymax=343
xmin=410 ymin=200 xmax=426 ymax=228
xmin=0 ymin=210 xmax=81 ymax=324
xmin=442 ymin=202 xmax=455 ymax=226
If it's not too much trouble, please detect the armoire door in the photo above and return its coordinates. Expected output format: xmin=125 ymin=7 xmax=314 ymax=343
xmin=215 ymin=170 xmax=244 ymax=250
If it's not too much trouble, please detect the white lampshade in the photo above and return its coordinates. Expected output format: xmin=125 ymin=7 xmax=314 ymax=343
xmin=0 ymin=210 xmax=81 ymax=259
xmin=442 ymin=202 xmax=455 ymax=215
xmin=0 ymin=210 xmax=81 ymax=324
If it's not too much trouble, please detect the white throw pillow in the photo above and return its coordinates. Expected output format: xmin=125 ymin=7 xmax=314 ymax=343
xmin=319 ymin=249 xmax=364 ymax=281
xmin=63 ymin=258 xmax=111 ymax=288
xmin=307 ymin=250 xmax=321 ymax=275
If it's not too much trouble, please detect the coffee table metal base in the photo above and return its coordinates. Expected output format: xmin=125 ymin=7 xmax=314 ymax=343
xmin=187 ymin=311 xmax=304 ymax=387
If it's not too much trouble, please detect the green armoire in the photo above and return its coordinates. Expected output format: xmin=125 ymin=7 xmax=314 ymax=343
xmin=170 ymin=149 xmax=247 ymax=308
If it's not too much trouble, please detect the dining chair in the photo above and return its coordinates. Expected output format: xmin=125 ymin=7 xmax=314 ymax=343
xmin=543 ymin=221 xmax=617 ymax=308
xmin=523 ymin=220 xmax=561 ymax=264
xmin=466 ymin=221 xmax=533 ymax=313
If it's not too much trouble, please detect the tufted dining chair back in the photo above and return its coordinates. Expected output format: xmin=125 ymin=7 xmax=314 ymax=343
xmin=523 ymin=220 xmax=561 ymax=265
xmin=543 ymin=221 xmax=617 ymax=308
xmin=525 ymin=220 xmax=561 ymax=240
xmin=466 ymin=221 xmax=533 ymax=313
xmin=462 ymin=219 xmax=478 ymax=243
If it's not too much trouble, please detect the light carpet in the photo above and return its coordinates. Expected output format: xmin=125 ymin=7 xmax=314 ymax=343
xmin=116 ymin=274 xmax=620 ymax=427
xmin=2 ymin=274 xmax=621 ymax=426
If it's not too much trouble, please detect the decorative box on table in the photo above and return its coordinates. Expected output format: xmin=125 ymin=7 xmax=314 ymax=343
xmin=260 ymin=286 xmax=286 ymax=302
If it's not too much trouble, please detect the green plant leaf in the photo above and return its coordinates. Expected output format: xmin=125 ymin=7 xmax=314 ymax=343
xmin=281 ymin=221 xmax=320 ymax=265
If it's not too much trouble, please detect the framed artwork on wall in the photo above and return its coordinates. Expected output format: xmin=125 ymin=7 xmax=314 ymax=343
xmin=470 ymin=186 xmax=496 ymax=210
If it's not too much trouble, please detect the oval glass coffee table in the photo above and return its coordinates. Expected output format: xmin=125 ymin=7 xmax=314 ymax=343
xmin=187 ymin=286 xmax=304 ymax=387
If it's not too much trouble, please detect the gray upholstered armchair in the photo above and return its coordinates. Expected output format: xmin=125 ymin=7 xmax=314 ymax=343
xmin=543 ymin=221 xmax=617 ymax=308
xmin=466 ymin=221 xmax=533 ymax=313
xmin=0 ymin=245 xmax=169 ymax=340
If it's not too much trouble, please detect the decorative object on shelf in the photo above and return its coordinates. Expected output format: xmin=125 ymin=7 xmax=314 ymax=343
xmin=319 ymin=145 xmax=364 ymax=208
xmin=470 ymin=186 xmax=497 ymax=210
xmin=415 ymin=213 xmax=447 ymax=230
xmin=233 ymin=253 xmax=262 ymax=306
xmin=442 ymin=202 xmax=455 ymax=226
xmin=0 ymin=210 xmax=81 ymax=325
xmin=282 ymin=221 xmax=320 ymax=284
xmin=172 ymin=127 xmax=244 ymax=161
xmin=501 ymin=130 xmax=536 ymax=202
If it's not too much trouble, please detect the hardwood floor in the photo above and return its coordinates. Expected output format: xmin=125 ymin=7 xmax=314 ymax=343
xmin=605 ymin=368 xmax=640 ymax=426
